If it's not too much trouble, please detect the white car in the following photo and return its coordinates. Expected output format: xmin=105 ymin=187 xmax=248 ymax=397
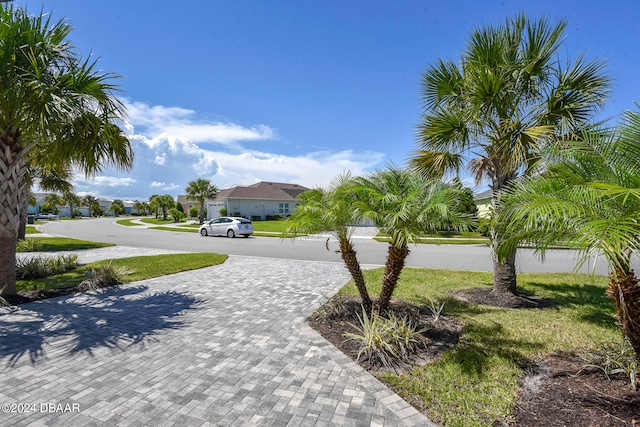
xmin=199 ymin=217 xmax=254 ymax=238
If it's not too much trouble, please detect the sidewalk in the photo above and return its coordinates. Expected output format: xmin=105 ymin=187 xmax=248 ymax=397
xmin=2 ymin=248 xmax=434 ymax=426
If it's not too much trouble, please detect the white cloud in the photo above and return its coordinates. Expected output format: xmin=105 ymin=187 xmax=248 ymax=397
xmin=70 ymin=100 xmax=385 ymax=199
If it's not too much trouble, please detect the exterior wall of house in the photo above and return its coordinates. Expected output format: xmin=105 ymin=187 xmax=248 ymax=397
xmin=476 ymin=198 xmax=493 ymax=218
xmin=205 ymin=199 xmax=299 ymax=220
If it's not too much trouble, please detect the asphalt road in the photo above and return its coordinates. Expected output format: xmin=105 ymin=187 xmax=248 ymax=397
xmin=40 ymin=217 xmax=634 ymax=276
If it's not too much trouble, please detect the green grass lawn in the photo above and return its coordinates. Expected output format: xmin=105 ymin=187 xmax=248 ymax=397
xmin=25 ymin=225 xmax=40 ymax=234
xmin=140 ymin=217 xmax=187 ymax=225
xmin=337 ymin=268 xmax=618 ymax=426
xmin=17 ymin=253 xmax=227 ymax=291
xmin=151 ymin=226 xmax=198 ymax=233
xmin=251 ymin=220 xmax=287 ymax=233
xmin=16 ymin=237 xmax=115 ymax=252
xmin=116 ymin=219 xmax=143 ymax=226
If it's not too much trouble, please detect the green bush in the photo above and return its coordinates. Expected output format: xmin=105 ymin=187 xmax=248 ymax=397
xmin=78 ymin=261 xmax=134 ymax=291
xmin=189 ymin=206 xmax=199 ymax=218
xmin=344 ymin=307 xmax=426 ymax=368
xmin=17 ymin=238 xmax=43 ymax=252
xmin=580 ymin=339 xmax=639 ymax=391
xmin=16 ymin=254 xmax=79 ymax=279
xmin=475 ymin=216 xmax=493 ymax=237
xmin=168 ymin=208 xmax=185 ymax=223
xmin=219 ymin=207 xmax=227 ymax=217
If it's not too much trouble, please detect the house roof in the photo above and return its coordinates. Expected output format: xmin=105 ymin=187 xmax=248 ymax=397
xmin=216 ymin=181 xmax=309 ymax=201
xmin=474 ymin=189 xmax=493 ymax=201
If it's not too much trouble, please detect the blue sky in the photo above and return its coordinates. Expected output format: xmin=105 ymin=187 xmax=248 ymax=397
xmin=13 ymin=0 xmax=640 ymax=200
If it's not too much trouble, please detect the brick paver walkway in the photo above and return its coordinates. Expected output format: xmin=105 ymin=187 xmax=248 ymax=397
xmin=1 ymin=253 xmax=434 ymax=426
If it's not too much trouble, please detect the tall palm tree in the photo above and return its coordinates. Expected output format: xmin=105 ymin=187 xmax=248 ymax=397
xmin=0 ymin=5 xmax=133 ymax=296
xmin=498 ymin=111 xmax=640 ymax=358
xmin=355 ymin=167 xmax=471 ymax=314
xmin=285 ymin=172 xmax=373 ymax=314
xmin=411 ymin=13 xmax=610 ymax=296
xmin=185 ymin=179 xmax=218 ymax=224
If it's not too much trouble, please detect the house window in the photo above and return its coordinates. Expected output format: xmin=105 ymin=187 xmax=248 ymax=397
xmin=279 ymin=203 xmax=289 ymax=214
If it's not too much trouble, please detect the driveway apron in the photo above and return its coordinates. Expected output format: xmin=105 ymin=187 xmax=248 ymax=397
xmin=0 ymin=255 xmax=433 ymax=426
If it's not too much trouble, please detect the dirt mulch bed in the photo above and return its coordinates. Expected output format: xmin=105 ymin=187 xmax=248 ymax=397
xmin=507 ymin=354 xmax=640 ymax=426
xmin=309 ymin=292 xmax=640 ymax=427
xmin=307 ymin=295 xmax=463 ymax=375
xmin=3 ymin=287 xmax=80 ymax=305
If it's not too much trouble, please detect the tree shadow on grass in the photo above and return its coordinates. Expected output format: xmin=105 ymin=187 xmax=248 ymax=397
xmin=0 ymin=285 xmax=203 ymax=367
xmin=524 ymin=281 xmax=618 ymax=329
xmin=445 ymin=322 xmax=541 ymax=377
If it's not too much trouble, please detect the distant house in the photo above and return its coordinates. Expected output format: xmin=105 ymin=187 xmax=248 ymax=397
xmin=202 ymin=181 xmax=309 ymax=221
xmin=474 ymin=189 xmax=493 ymax=218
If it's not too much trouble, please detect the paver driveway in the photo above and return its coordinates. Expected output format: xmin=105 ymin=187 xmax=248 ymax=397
xmin=1 ymin=255 xmax=433 ymax=426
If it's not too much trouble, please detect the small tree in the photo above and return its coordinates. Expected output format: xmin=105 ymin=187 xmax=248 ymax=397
xmin=498 ymin=114 xmax=640 ymax=359
xmin=219 ymin=207 xmax=227 ymax=217
xmin=189 ymin=206 xmax=199 ymax=219
xmin=286 ymin=173 xmax=373 ymax=314
xmin=110 ymin=199 xmax=125 ymax=217
xmin=155 ymin=194 xmax=175 ymax=220
xmin=185 ymin=178 xmax=218 ymax=224
xmin=169 ymin=207 xmax=185 ymax=223
xmin=62 ymin=192 xmax=81 ymax=218
xmin=43 ymin=193 xmax=62 ymax=214
xmin=355 ymin=167 xmax=472 ymax=314
xmin=411 ymin=13 xmax=610 ymax=297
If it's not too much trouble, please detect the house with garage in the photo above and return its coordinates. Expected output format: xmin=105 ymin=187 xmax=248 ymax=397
xmin=204 ymin=181 xmax=309 ymax=221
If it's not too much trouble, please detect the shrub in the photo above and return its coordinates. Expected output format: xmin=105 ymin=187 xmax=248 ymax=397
xmin=17 ymin=238 xmax=43 ymax=252
xmin=266 ymin=214 xmax=283 ymax=221
xmin=16 ymin=254 xmax=79 ymax=279
xmin=310 ymin=294 xmax=347 ymax=320
xmin=78 ymin=261 xmax=134 ymax=291
xmin=475 ymin=216 xmax=493 ymax=237
xmin=580 ymin=339 xmax=639 ymax=391
xmin=169 ymin=208 xmax=185 ymax=223
xmin=47 ymin=254 xmax=80 ymax=275
xmin=189 ymin=206 xmax=199 ymax=218
xmin=218 ymin=207 xmax=227 ymax=217
xmin=344 ymin=307 xmax=426 ymax=368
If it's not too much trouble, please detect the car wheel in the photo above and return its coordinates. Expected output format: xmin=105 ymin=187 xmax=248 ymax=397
xmin=227 ymin=229 xmax=235 ymax=238
xmin=243 ymin=234 xmax=249 ymax=238
xmin=200 ymin=229 xmax=208 ymax=236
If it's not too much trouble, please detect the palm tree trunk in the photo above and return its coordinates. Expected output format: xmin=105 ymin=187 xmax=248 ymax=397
xmin=491 ymin=176 xmax=518 ymax=295
xmin=341 ymin=249 xmax=372 ymax=315
xmin=492 ymin=246 xmax=517 ymax=295
xmin=377 ymin=244 xmax=410 ymax=314
xmin=0 ymin=129 xmax=26 ymax=296
xmin=607 ymin=267 xmax=640 ymax=359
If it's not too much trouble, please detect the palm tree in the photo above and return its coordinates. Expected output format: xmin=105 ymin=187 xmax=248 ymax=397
xmin=355 ymin=167 xmax=471 ymax=314
xmin=285 ymin=173 xmax=373 ymax=314
xmin=410 ymin=13 xmax=610 ymax=296
xmin=0 ymin=5 xmax=133 ymax=296
xmin=155 ymin=194 xmax=175 ymax=221
xmin=82 ymin=195 xmax=99 ymax=217
xmin=62 ymin=192 xmax=81 ymax=218
xmin=185 ymin=179 xmax=218 ymax=224
xmin=133 ymin=201 xmax=145 ymax=215
xmin=497 ymin=111 xmax=640 ymax=358
xmin=43 ymin=193 xmax=62 ymax=215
